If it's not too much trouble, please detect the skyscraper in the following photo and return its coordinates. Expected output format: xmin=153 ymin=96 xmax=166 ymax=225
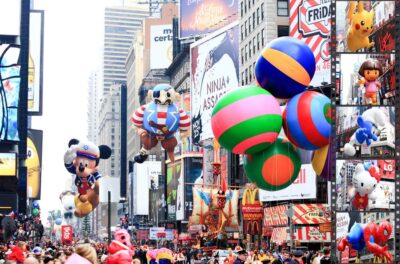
xmin=103 ymin=5 xmax=149 ymax=96
xmin=87 ymin=71 xmax=100 ymax=144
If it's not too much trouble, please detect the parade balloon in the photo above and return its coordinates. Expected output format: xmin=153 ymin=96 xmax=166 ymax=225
xmin=311 ymin=144 xmax=332 ymax=180
xmin=55 ymin=218 xmax=62 ymax=225
xmin=211 ymin=85 xmax=282 ymax=155
xmin=32 ymin=208 xmax=39 ymax=216
xmin=32 ymin=200 xmax=40 ymax=209
xmin=283 ymin=91 xmax=331 ymax=150
xmin=255 ymin=37 xmax=316 ymax=99
xmin=244 ymin=138 xmax=301 ymax=191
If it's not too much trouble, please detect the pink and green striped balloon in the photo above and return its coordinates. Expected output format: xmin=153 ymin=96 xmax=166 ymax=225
xmin=211 ymin=85 xmax=282 ymax=155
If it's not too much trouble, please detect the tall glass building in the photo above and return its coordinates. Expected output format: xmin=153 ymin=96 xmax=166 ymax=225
xmin=103 ymin=6 xmax=149 ymax=95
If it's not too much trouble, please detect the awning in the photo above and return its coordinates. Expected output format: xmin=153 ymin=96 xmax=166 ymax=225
xmin=271 ymin=227 xmax=288 ymax=245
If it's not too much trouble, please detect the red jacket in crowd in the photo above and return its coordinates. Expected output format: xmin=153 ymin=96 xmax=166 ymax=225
xmin=7 ymin=246 xmax=25 ymax=263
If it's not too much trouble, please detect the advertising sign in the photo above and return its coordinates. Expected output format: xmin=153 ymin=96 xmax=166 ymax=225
xmin=167 ymin=159 xmax=182 ymax=221
xmin=259 ymin=164 xmax=316 ymax=202
xmin=242 ymin=204 xmax=263 ymax=221
xmin=150 ymin=24 xmax=173 ymax=69
xmin=292 ymin=204 xmax=330 ymax=224
xmin=176 ymin=160 xmax=185 ymax=221
xmin=294 ymin=226 xmax=331 ymax=242
xmin=0 ymin=153 xmax=16 ymax=177
xmin=61 ymin=225 xmax=73 ymax=244
xmin=179 ymin=0 xmax=238 ymax=39
xmin=149 ymin=227 xmax=165 ymax=240
xmin=0 ymin=0 xmax=21 ymax=36
xmin=184 ymin=155 xmax=203 ymax=219
xmin=263 ymin=205 xmax=288 ymax=227
xmin=28 ymin=10 xmax=44 ymax=115
xmin=27 ymin=129 xmax=43 ymax=199
xmin=190 ymin=22 xmax=239 ymax=145
xmin=377 ymin=160 xmax=395 ymax=179
xmin=0 ymin=44 xmax=20 ymax=141
xmin=290 ymin=0 xmax=331 ymax=86
xmin=336 ymin=213 xmax=350 ymax=239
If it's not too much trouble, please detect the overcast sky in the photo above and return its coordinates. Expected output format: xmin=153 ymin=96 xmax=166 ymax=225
xmin=31 ymin=0 xmax=107 ymax=224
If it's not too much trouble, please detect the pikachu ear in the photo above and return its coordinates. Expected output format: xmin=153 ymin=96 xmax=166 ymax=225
xmin=357 ymin=1 xmax=364 ymax=13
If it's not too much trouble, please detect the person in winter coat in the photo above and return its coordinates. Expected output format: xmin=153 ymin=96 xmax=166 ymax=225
xmin=7 ymin=241 xmax=26 ymax=263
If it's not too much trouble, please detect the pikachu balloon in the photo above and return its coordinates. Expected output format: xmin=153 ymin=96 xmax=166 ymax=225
xmin=27 ymin=137 xmax=41 ymax=198
xmin=346 ymin=1 xmax=375 ymax=52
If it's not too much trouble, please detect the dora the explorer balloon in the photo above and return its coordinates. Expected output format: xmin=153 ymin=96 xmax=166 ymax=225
xmin=346 ymin=1 xmax=375 ymax=52
xmin=358 ymin=59 xmax=382 ymax=105
xmin=132 ymin=84 xmax=190 ymax=163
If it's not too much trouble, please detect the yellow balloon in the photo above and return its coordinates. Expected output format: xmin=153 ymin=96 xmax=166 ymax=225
xmin=312 ymin=144 xmax=329 ymax=176
xmin=27 ymin=137 xmax=40 ymax=198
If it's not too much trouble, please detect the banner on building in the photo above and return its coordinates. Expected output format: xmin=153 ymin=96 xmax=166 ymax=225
xmin=263 ymin=205 xmax=288 ymax=227
xmin=29 ymin=10 xmax=44 ymax=115
xmin=294 ymin=226 xmax=331 ymax=242
xmin=61 ymin=225 xmax=73 ymax=244
xmin=184 ymin=155 xmax=203 ymax=219
xmin=259 ymin=164 xmax=316 ymax=202
xmin=150 ymin=24 xmax=173 ymax=69
xmin=190 ymin=22 xmax=239 ymax=145
xmin=292 ymin=204 xmax=330 ymax=224
xmin=179 ymin=0 xmax=238 ymax=39
xmin=27 ymin=129 xmax=43 ymax=199
xmin=290 ymin=0 xmax=331 ymax=86
xmin=149 ymin=227 xmax=165 ymax=240
xmin=167 ymin=159 xmax=182 ymax=221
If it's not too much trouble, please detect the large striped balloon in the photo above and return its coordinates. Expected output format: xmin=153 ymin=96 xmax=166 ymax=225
xmin=211 ymin=86 xmax=282 ymax=155
xmin=283 ymin=91 xmax=331 ymax=150
xmin=255 ymin=37 xmax=316 ymax=99
xmin=244 ymin=138 xmax=301 ymax=191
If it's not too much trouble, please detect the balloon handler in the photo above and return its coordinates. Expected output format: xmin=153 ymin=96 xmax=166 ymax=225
xmin=132 ymin=84 xmax=190 ymax=163
xmin=338 ymin=221 xmax=392 ymax=263
xmin=64 ymin=139 xmax=111 ymax=217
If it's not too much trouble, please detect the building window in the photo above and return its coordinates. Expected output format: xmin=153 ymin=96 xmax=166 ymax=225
xmin=245 ymin=0 xmax=247 ymax=13
xmin=277 ymin=0 xmax=289 ymax=16
xmin=248 ymin=17 xmax=251 ymax=33
xmin=241 ymin=25 xmax=244 ymax=40
xmin=257 ymin=8 xmax=260 ymax=25
xmin=242 ymin=72 xmax=245 ymax=86
xmin=241 ymin=48 xmax=244 ymax=64
xmin=245 ymin=21 xmax=248 ymax=37
xmin=253 ymin=36 xmax=256 ymax=54
xmin=241 ymin=1 xmax=244 ymax=17
xmin=261 ymin=28 xmax=265 ymax=46
xmin=257 ymin=33 xmax=260 ymax=50
xmin=261 ymin=3 xmax=264 ymax=20
xmin=277 ymin=25 xmax=290 ymax=37
xmin=253 ymin=12 xmax=256 ymax=29
xmin=249 ymin=65 xmax=253 ymax=82
xmin=245 ymin=44 xmax=248 ymax=61
xmin=249 ymin=40 xmax=252 ymax=57
xmin=245 ymin=69 xmax=248 ymax=84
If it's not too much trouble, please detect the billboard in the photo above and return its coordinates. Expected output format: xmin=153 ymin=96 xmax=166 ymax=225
xmin=290 ymin=0 xmax=331 ymax=86
xmin=0 ymin=0 xmax=21 ymax=36
xmin=28 ymin=10 xmax=44 ymax=115
xmin=294 ymin=226 xmax=331 ymax=242
xmin=150 ymin=24 xmax=173 ymax=69
xmin=190 ymin=22 xmax=239 ymax=145
xmin=259 ymin=164 xmax=316 ymax=202
xmin=179 ymin=0 xmax=238 ymax=39
xmin=166 ymin=159 xmax=182 ymax=221
xmin=0 ymin=44 xmax=20 ymax=141
xmin=0 ymin=153 xmax=17 ymax=177
xmin=133 ymin=161 xmax=161 ymax=215
xmin=27 ymin=129 xmax=43 ymax=199
xmin=149 ymin=227 xmax=165 ymax=240
xmin=336 ymin=212 xmax=350 ymax=239
xmin=377 ymin=160 xmax=395 ymax=180
xmin=184 ymin=155 xmax=203 ymax=219
xmin=263 ymin=205 xmax=288 ymax=227
xmin=292 ymin=204 xmax=330 ymax=224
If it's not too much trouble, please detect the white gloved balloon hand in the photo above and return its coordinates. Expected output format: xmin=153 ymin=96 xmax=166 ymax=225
xmin=64 ymin=145 xmax=78 ymax=164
